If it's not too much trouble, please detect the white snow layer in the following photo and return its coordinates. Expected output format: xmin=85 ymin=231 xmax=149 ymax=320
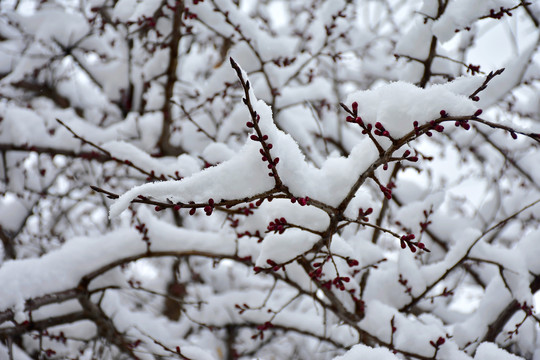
xmin=0 ymin=208 xmax=236 ymax=314
xmin=346 ymin=81 xmax=478 ymax=139
xmin=333 ymin=344 xmax=399 ymax=360
xmin=112 ymin=76 xmax=478 ymax=217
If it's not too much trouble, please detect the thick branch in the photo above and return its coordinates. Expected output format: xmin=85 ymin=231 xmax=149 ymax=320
xmin=159 ymin=2 xmax=185 ymax=156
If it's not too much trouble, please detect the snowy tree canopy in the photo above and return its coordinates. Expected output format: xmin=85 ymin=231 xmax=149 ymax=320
xmin=0 ymin=0 xmax=539 ymax=359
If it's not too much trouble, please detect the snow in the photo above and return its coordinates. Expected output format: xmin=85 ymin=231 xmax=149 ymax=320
xmin=112 ymin=0 xmax=162 ymax=22
xmin=395 ymin=21 xmax=433 ymax=60
xmin=110 ymin=67 xmax=381 ymax=215
xmin=0 ymin=193 xmax=30 ymax=232
xmin=0 ymin=342 xmax=32 ymax=360
xmin=102 ymin=140 xmax=202 ymax=179
xmin=202 ymin=142 xmax=236 ymax=164
xmin=0 ymin=208 xmax=237 ymax=313
xmin=0 ymin=229 xmax=140 ymax=313
xmin=179 ymin=346 xmax=217 ymax=360
xmin=398 ymin=252 xmax=426 ymax=297
xmin=333 ymin=344 xmax=399 ymax=360
xmin=474 ymin=342 xmax=525 ymax=360
xmin=421 ymin=227 xmax=481 ymax=284
xmin=359 ymin=300 xmax=446 ymax=357
xmin=517 ymin=229 xmax=540 ymax=273
xmin=109 ymin=139 xmax=274 ymax=216
xmin=432 ymin=0 xmax=517 ymax=42
xmin=276 ymin=137 xmax=378 ymax=206
xmin=9 ymin=8 xmax=90 ymax=46
xmin=394 ymin=192 xmax=444 ymax=234
xmin=477 ymin=35 xmax=540 ymax=108
xmin=1 ymin=0 xmax=539 ymax=358
xmin=275 ymin=78 xmax=335 ymax=108
xmin=470 ymin=240 xmax=533 ymax=304
xmin=256 ymin=229 xmax=319 ymax=265
xmin=346 ymin=81 xmax=478 ymax=139
xmin=453 ymin=278 xmax=514 ymax=347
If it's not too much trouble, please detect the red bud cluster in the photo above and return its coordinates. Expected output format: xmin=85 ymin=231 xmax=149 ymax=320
xmin=428 ymin=120 xmax=444 ymax=134
xmin=291 ymin=196 xmax=309 ymax=206
xmin=379 ymin=185 xmax=392 ymax=200
xmin=347 ymin=102 xmax=380 ymax=138
xmin=267 ymin=217 xmax=287 ymax=234
xmin=488 ymin=7 xmax=513 ymax=19
xmin=252 ymin=321 xmax=273 ymax=340
xmin=238 ymin=230 xmax=262 ymax=242
xmin=135 ymin=223 xmax=150 ymax=245
xmin=309 ymin=267 xmax=323 ymax=279
xmin=454 ymin=120 xmax=470 ymax=130
xmin=266 ymin=259 xmax=283 ymax=272
xmin=358 ymin=207 xmax=373 ymax=222
xmin=374 ymin=122 xmax=390 ymax=138
xmin=346 ymin=116 xmax=364 ymax=126
xmin=467 ymin=64 xmax=481 ymax=75
xmin=272 ymin=56 xmax=296 ymax=67
xmin=188 ymin=201 xmax=196 ymax=215
xmin=234 ymin=303 xmax=250 ymax=314
xmin=248 ymin=114 xmax=279 ymax=177
xmin=520 ymin=302 xmax=534 ymax=316
xmin=408 ymin=154 xmax=418 ymax=162
xmin=332 ymin=276 xmax=351 ymax=291
xmin=430 ymin=336 xmax=446 ymax=348
xmin=203 ymin=198 xmax=214 ymax=216
xmin=347 ymin=258 xmax=360 ymax=267
xmin=413 ymin=121 xmax=420 ymax=136
xmin=400 ymin=234 xmax=429 ymax=253
xmin=398 ymin=274 xmax=412 ymax=295
xmin=183 ymin=7 xmax=197 ymax=20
